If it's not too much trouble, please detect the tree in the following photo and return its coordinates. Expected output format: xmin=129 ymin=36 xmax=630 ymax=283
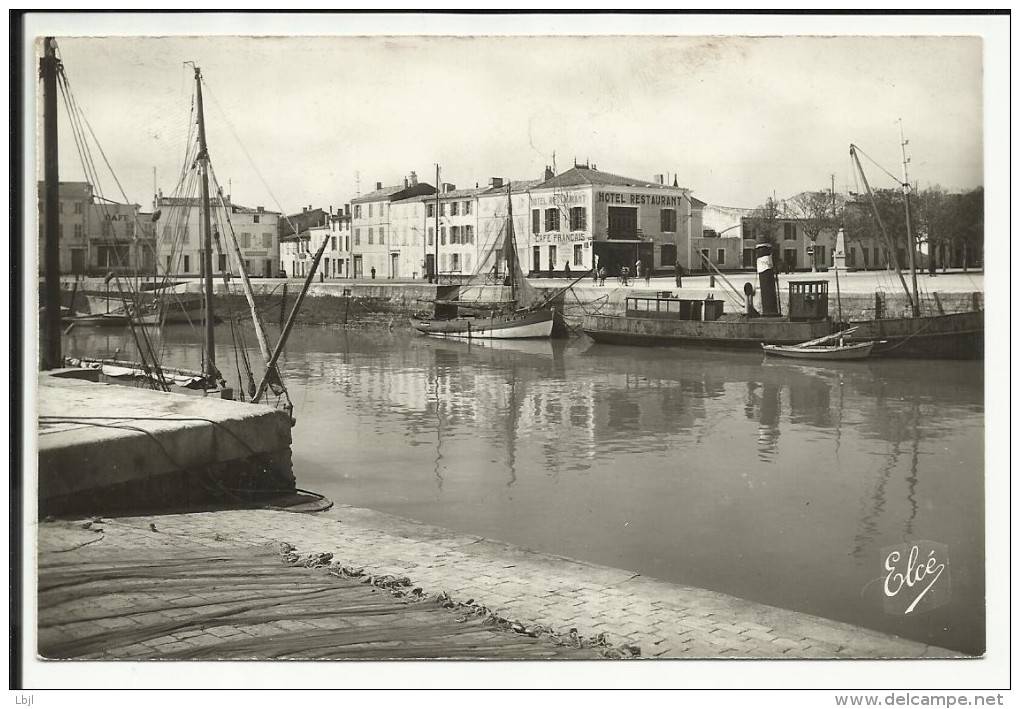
xmin=785 ymin=190 xmax=841 ymax=271
xmin=744 ymin=197 xmax=782 ymax=250
xmin=956 ymin=186 xmax=983 ymax=271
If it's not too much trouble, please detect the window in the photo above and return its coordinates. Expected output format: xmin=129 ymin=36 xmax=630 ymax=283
xmin=661 ymin=244 xmax=677 ymax=265
xmin=742 ymin=223 xmax=752 ymax=240
xmin=253 ymin=214 xmax=260 ymax=224
xmin=368 ymin=204 xmax=373 ymax=218
xmin=548 ymin=245 xmax=557 ymax=270
xmin=717 ymin=249 xmax=725 ymax=265
xmin=427 ymin=203 xmax=434 ymax=218
xmin=181 ymin=226 xmax=190 ymax=243
xmin=74 ymin=202 xmax=82 ymax=215
xmin=545 ymin=208 xmax=560 ymax=232
xmin=450 ymin=202 xmax=459 ymax=216
xmin=700 ymin=249 xmax=709 ymax=265
xmin=569 ymin=206 xmax=587 ymax=231
xmin=464 ymin=201 xmax=471 ymax=215
xmin=660 ymin=208 xmax=677 ymax=233
xmin=331 ymin=236 xmax=337 ymax=250
xmin=239 ymin=232 xmax=250 ymax=248
xmin=368 ymin=228 xmax=374 ymax=245
xmin=183 ymin=255 xmax=191 ymax=272
xmin=465 ymin=225 xmax=474 ymax=244
xmin=354 ymin=229 xmax=361 ymax=246
xmin=784 ymin=223 xmax=796 ymax=240
xmin=126 ymin=221 xmax=135 ymax=237
xmin=440 ymin=202 xmax=446 ymax=217
xmin=532 ymin=209 xmax=541 ymax=234
xmin=573 ymin=244 xmax=583 ymax=266
xmin=262 ymin=233 xmax=273 ymax=248
xmin=218 ymin=254 xmax=228 ymax=272
xmin=427 ymin=227 xmax=434 ymax=246
xmin=440 ymin=226 xmax=446 ymax=245
xmin=74 ymin=224 xmax=83 ymax=239
xmin=378 ymin=228 xmax=384 ymax=245
xmin=451 ymin=253 xmax=460 ymax=271
xmin=354 ymin=205 xmax=362 ymax=218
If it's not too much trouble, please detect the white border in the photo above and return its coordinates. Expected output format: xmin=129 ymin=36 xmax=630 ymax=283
xmin=15 ymin=10 xmax=1012 ymax=694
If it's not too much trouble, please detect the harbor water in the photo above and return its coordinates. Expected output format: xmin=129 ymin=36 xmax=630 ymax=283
xmin=64 ymin=323 xmax=985 ymax=655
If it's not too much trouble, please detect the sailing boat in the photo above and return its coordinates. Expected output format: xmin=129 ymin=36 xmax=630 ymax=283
xmin=846 ymin=141 xmax=983 ymax=360
xmin=51 ymin=54 xmax=324 ymax=417
xmin=410 ymin=182 xmax=557 ymax=339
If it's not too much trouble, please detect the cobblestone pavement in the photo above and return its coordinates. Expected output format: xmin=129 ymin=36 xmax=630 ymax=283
xmin=38 ymin=506 xmax=959 ymax=659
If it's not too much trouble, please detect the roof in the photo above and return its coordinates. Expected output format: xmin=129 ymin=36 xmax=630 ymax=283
xmin=479 ymin=179 xmax=544 ymax=196
xmin=350 ymin=182 xmax=437 ymax=205
xmin=534 ymin=166 xmax=685 ymax=191
xmin=392 ymin=185 xmax=492 ymax=205
xmin=231 ymin=204 xmax=280 ymax=215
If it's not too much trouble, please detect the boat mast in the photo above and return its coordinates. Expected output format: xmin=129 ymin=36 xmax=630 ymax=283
xmin=194 ymin=67 xmax=217 ymax=380
xmin=849 ymin=144 xmax=915 ymax=315
xmin=898 ymin=119 xmax=920 ymax=317
xmin=506 ymin=182 xmax=516 ymax=304
xmin=434 ymin=164 xmax=440 ymax=282
xmin=41 ymin=37 xmax=61 ymax=370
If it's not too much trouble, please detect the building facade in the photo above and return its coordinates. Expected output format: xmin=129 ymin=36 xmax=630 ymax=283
xmin=740 ymin=217 xmax=839 ymax=272
xmin=350 ymin=173 xmax=436 ymax=279
xmin=37 ymin=181 xmax=157 ymax=276
xmin=524 ymin=164 xmax=701 ymax=275
xmin=279 ymin=205 xmax=352 ymax=279
xmin=155 ymin=193 xmax=280 ymax=278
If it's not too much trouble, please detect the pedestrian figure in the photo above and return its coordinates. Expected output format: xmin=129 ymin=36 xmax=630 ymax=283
xmin=592 ymin=266 xmax=599 ymax=285
xmin=928 ymin=255 xmax=936 ymax=277
xmin=564 ymin=261 xmax=571 ymax=275
xmin=674 ymin=260 xmax=684 ymax=287
xmin=371 ymin=266 xmax=376 ymax=279
xmin=644 ymin=262 xmax=651 ymax=286
xmin=598 ymin=266 xmax=606 ymax=286
xmin=620 ymin=266 xmax=630 ymax=286
xmin=635 ymin=259 xmax=642 ymax=285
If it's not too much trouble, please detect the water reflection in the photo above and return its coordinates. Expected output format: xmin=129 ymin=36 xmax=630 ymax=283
xmin=62 ymin=324 xmax=984 ymax=654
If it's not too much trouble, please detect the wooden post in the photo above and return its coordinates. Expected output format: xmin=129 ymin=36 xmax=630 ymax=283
xmin=41 ymin=37 xmax=62 ymax=370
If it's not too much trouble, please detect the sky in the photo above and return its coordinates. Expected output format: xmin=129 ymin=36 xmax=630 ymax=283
xmin=25 ymin=14 xmax=1002 ymax=217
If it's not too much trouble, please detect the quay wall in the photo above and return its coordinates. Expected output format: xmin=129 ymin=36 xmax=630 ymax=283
xmin=54 ymin=277 xmax=984 ymax=330
xmin=37 ymin=372 xmax=296 ymax=517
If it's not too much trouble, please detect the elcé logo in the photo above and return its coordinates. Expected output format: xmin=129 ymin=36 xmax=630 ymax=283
xmin=881 ymin=541 xmax=951 ymax=615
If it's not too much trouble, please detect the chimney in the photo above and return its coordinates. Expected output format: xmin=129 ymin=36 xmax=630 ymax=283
xmin=404 ymin=177 xmax=409 ymax=188
xmin=345 ymin=203 xmax=351 ymax=216
xmin=258 ymin=206 xmax=264 ymax=213
xmin=409 ymin=171 xmax=418 ymax=186
xmin=302 ymin=206 xmax=307 ymax=213
xmin=544 ymin=166 xmax=554 ymax=180
xmin=654 ymin=174 xmax=664 ymax=184
xmin=442 ymin=183 xmax=456 ymax=193
xmin=489 ymin=177 xmax=503 ymax=189
xmin=376 ymin=181 xmax=383 ymax=191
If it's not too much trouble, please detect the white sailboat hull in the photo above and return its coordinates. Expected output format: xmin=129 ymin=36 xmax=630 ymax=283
xmin=411 ymin=308 xmax=555 ymax=339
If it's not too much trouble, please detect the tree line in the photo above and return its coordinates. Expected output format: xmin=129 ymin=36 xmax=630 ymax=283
xmin=743 ymin=186 xmax=984 ymax=271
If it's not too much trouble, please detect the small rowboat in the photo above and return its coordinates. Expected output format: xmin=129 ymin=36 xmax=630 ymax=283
xmin=762 ymin=340 xmax=877 ymax=360
xmin=762 ymin=325 xmax=882 ymax=361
